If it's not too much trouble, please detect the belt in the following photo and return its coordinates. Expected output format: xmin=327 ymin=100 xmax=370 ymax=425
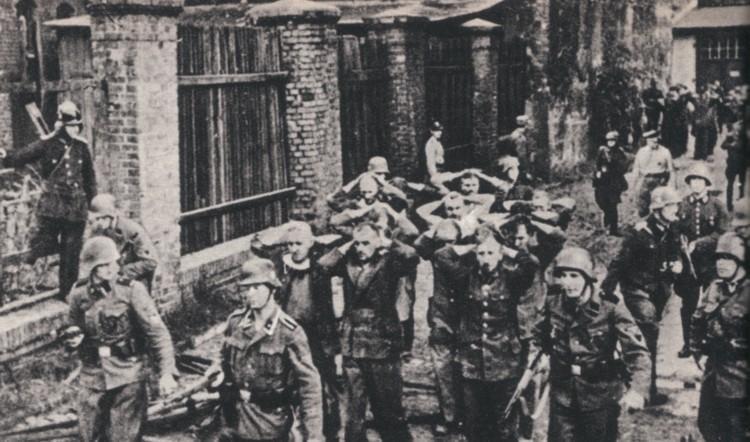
xmin=551 ymin=360 xmax=619 ymax=382
xmin=238 ymin=389 xmax=290 ymax=411
xmin=645 ymin=172 xmax=669 ymax=178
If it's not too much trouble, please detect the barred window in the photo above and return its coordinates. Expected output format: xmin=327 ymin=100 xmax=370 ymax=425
xmin=699 ymin=34 xmax=746 ymax=60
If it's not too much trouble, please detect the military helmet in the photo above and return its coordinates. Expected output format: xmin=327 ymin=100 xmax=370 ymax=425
xmin=649 ymin=186 xmax=681 ymax=211
xmin=731 ymin=199 xmax=750 ymax=228
xmin=367 ymin=156 xmax=390 ymax=174
xmin=684 ymin=162 xmax=712 ymax=186
xmin=79 ymin=236 xmax=121 ymax=278
xmin=89 ymin=193 xmax=118 ymax=218
xmin=430 ymin=121 xmax=444 ymax=132
xmin=715 ymin=232 xmax=746 ymax=262
xmin=605 ymin=131 xmax=619 ymax=141
xmin=238 ymin=258 xmax=281 ymax=288
xmin=57 ymin=100 xmax=82 ymax=126
xmin=553 ymin=247 xmax=596 ymax=281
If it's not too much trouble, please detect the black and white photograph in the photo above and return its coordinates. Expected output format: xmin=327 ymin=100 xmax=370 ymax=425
xmin=0 ymin=0 xmax=747 ymax=440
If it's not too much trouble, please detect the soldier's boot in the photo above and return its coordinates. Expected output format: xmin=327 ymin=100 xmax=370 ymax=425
xmin=648 ymin=351 xmax=669 ymax=406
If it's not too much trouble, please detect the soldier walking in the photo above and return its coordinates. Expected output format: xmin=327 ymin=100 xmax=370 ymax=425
xmin=674 ymin=163 xmax=727 ymax=358
xmin=601 ymin=186 xmax=683 ymax=406
xmin=631 ymin=130 xmax=675 ymax=217
xmin=250 ymin=221 xmax=341 ymax=441
xmin=435 ymin=226 xmax=542 ymax=441
xmin=0 ymin=100 xmax=96 ymax=299
xmin=319 ymin=223 xmax=419 ymax=442
xmin=88 ymin=193 xmax=159 ymax=291
xmin=593 ymin=131 xmax=629 ymax=236
xmin=207 ymin=258 xmax=323 ymax=442
xmin=64 ymin=236 xmax=178 ymax=441
xmin=531 ymin=247 xmax=651 ymax=441
xmin=691 ymin=233 xmax=748 ymax=442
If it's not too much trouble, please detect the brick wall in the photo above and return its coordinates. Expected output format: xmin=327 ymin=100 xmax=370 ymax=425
xmin=0 ymin=0 xmax=22 ymax=82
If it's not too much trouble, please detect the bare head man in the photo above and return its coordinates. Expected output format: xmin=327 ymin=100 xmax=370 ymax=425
xmin=475 ymin=226 xmax=504 ymax=274
xmin=443 ymin=192 xmax=467 ymax=220
xmin=459 ymin=172 xmax=481 ymax=196
xmin=359 ymin=174 xmax=380 ymax=204
xmin=285 ymin=222 xmax=315 ymax=263
xmin=352 ymin=222 xmax=383 ymax=263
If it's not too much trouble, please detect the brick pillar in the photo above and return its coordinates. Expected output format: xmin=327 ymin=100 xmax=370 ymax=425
xmin=368 ymin=16 xmax=426 ymax=181
xmin=248 ymin=0 xmax=343 ymax=228
xmin=0 ymin=3 xmax=22 ymax=150
xmin=464 ymin=19 xmax=500 ymax=167
xmin=0 ymin=92 xmax=11 ymax=149
xmin=88 ymin=0 xmax=183 ymax=307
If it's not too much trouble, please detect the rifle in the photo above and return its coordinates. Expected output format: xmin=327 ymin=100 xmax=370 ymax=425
xmin=679 ymin=234 xmax=698 ymax=280
xmin=502 ymin=351 xmax=545 ymax=421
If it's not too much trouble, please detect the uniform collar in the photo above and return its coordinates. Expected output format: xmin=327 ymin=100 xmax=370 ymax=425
xmin=88 ymin=279 xmax=112 ymax=298
xmin=724 ymin=276 xmax=747 ymax=295
xmin=689 ymin=193 xmax=709 ymax=205
xmin=239 ymin=305 xmax=281 ymax=336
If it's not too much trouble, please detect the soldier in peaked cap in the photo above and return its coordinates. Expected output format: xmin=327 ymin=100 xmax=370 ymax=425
xmin=207 ymin=257 xmax=323 ymax=442
xmin=593 ymin=130 xmax=629 ymax=236
xmin=531 ymin=247 xmax=650 ymax=441
xmin=65 ymin=236 xmax=177 ymax=442
xmin=88 ymin=193 xmax=159 ymax=292
xmin=674 ymin=163 xmax=728 ymax=358
xmin=601 ymin=186 xmax=683 ymax=406
xmin=691 ymin=233 xmax=749 ymax=442
xmin=631 ymin=129 xmax=675 ymax=217
xmin=0 ymin=100 xmax=96 ymax=300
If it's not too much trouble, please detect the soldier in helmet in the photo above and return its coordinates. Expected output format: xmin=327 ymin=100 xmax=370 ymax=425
xmin=0 ymin=100 xmax=96 ymax=300
xmin=65 ymin=236 xmax=177 ymax=441
xmin=690 ymin=232 xmax=748 ymax=442
xmin=674 ymin=163 xmax=728 ymax=358
xmin=593 ymin=130 xmax=629 ymax=236
xmin=601 ymin=186 xmax=683 ymax=406
xmin=531 ymin=247 xmax=651 ymax=441
xmin=631 ymin=130 xmax=675 ymax=217
xmin=88 ymin=193 xmax=159 ymax=292
xmin=206 ymin=258 xmax=323 ymax=441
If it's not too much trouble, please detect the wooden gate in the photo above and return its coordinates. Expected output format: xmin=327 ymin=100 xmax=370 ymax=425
xmin=497 ymin=37 xmax=528 ymax=136
xmin=337 ymin=34 xmax=389 ymax=182
xmin=177 ymin=26 xmax=293 ymax=254
xmin=424 ymin=31 xmax=474 ymax=170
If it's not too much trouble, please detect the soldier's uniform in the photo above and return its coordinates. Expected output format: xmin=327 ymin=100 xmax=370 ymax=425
xmin=2 ymin=130 xmax=96 ymax=298
xmin=533 ymin=287 xmax=651 ymax=441
xmin=102 ymin=217 xmax=159 ymax=290
xmin=601 ymin=211 xmax=681 ymax=401
xmin=593 ymin=132 xmax=629 ymax=235
xmin=218 ymin=306 xmax=323 ymax=441
xmin=68 ymin=277 xmax=175 ymax=441
xmin=436 ymin=244 xmax=542 ymax=441
xmin=690 ymin=234 xmax=748 ymax=442
xmin=497 ymin=116 xmax=534 ymax=184
xmin=319 ymin=240 xmax=419 ymax=442
xmin=675 ymin=164 xmax=728 ymax=355
xmin=631 ymin=133 xmax=675 ymax=217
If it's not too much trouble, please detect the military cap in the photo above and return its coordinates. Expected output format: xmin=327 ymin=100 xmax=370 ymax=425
xmin=643 ymin=129 xmax=660 ymax=139
xmin=367 ymin=156 xmax=390 ymax=174
xmin=238 ymin=258 xmax=282 ymax=288
xmin=605 ymin=131 xmax=619 ymax=141
xmin=516 ymin=115 xmax=529 ymax=126
xmin=430 ymin=121 xmax=444 ymax=132
xmin=57 ymin=100 xmax=83 ymax=126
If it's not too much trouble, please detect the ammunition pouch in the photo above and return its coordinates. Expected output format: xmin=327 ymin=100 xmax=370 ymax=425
xmin=80 ymin=338 xmax=141 ymax=365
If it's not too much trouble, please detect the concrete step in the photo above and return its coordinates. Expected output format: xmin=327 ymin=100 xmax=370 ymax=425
xmin=0 ymin=291 xmax=68 ymax=363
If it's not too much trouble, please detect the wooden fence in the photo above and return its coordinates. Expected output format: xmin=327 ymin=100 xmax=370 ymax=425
xmin=337 ymin=34 xmax=390 ymax=182
xmin=177 ymin=26 xmax=293 ymax=254
xmin=424 ymin=32 xmax=474 ymax=169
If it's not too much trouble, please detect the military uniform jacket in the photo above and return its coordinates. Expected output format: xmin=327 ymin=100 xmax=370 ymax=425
xmin=532 ymin=291 xmax=651 ymax=411
xmin=678 ymin=194 xmax=727 ymax=243
xmin=690 ymin=278 xmax=749 ymax=399
xmin=593 ymin=145 xmax=628 ymax=194
xmin=221 ymin=307 xmax=323 ymax=440
xmin=318 ymin=241 xmax=419 ymax=359
xmin=100 ymin=217 xmax=159 ymax=286
xmin=438 ymin=247 xmax=542 ymax=381
xmin=601 ymin=215 xmax=682 ymax=297
xmin=68 ymin=279 xmax=176 ymax=391
xmin=3 ymin=135 xmax=96 ymax=221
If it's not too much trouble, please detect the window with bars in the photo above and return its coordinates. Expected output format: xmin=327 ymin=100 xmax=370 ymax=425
xmin=698 ymin=33 xmax=746 ymax=60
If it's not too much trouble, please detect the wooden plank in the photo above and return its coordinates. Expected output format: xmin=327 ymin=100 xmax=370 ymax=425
xmin=177 ymin=72 xmax=288 ymax=86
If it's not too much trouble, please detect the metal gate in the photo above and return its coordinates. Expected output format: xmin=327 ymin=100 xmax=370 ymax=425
xmin=497 ymin=37 xmax=528 ymax=136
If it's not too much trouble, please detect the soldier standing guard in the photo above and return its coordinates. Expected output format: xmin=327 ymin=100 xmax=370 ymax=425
xmin=64 ymin=236 xmax=177 ymax=441
xmin=531 ymin=247 xmax=650 ymax=441
xmin=631 ymin=129 xmax=675 ymax=217
xmin=88 ymin=193 xmax=159 ymax=292
xmin=674 ymin=163 xmax=727 ymax=358
xmin=0 ymin=100 xmax=96 ymax=300
xmin=690 ymin=233 xmax=748 ymax=442
xmin=319 ymin=223 xmax=419 ymax=442
xmin=601 ymin=186 xmax=683 ymax=406
xmin=207 ymin=258 xmax=323 ymax=442
xmin=435 ymin=226 xmax=542 ymax=441
xmin=593 ymin=131 xmax=629 ymax=236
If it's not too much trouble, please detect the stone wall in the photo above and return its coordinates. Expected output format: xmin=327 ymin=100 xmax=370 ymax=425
xmin=0 ymin=0 xmax=22 ymax=82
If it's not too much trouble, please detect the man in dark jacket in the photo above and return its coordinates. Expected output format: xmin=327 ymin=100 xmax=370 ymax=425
xmin=642 ymin=78 xmax=664 ymax=131
xmin=593 ymin=131 xmax=629 ymax=235
xmin=0 ymin=100 xmax=96 ymax=299
xmin=661 ymin=87 xmax=690 ymax=159
xmin=319 ymin=223 xmax=419 ymax=442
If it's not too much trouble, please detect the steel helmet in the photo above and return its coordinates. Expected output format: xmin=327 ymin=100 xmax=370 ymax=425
xmin=57 ymin=100 xmax=82 ymax=126
xmin=367 ymin=156 xmax=390 ymax=174
xmin=79 ymin=236 xmax=120 ymax=278
xmin=89 ymin=193 xmax=118 ymax=218
xmin=715 ymin=232 xmax=746 ymax=262
xmin=649 ymin=186 xmax=681 ymax=211
xmin=553 ymin=247 xmax=596 ymax=281
xmin=731 ymin=199 xmax=750 ymax=228
xmin=430 ymin=121 xmax=444 ymax=132
xmin=684 ymin=162 xmax=712 ymax=187
xmin=237 ymin=258 xmax=281 ymax=288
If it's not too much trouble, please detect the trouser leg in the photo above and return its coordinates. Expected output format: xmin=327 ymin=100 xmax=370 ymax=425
xmin=314 ymin=353 xmax=341 ymax=442
xmin=548 ymin=400 xmax=576 ymax=442
xmin=624 ymin=295 xmax=660 ymax=392
xmin=678 ymin=284 xmax=700 ymax=348
xmin=77 ymin=386 xmax=108 ymax=442
xmin=58 ymin=220 xmax=86 ymax=298
xmin=365 ymin=358 xmax=411 ymax=442
xmin=343 ymin=358 xmax=367 ymax=442
xmin=108 ymin=381 xmax=148 ymax=442
xmin=492 ymin=378 xmax=520 ymax=442
xmin=463 ymin=379 xmax=490 ymax=442
xmin=429 ymin=341 xmax=458 ymax=425
xmin=576 ymin=405 xmax=619 ymax=442
xmin=27 ymin=216 xmax=61 ymax=264
xmin=698 ymin=375 xmax=721 ymax=442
